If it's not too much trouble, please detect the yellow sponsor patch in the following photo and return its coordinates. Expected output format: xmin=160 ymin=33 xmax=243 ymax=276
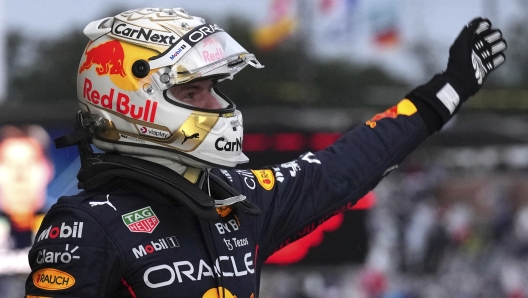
xmin=251 ymin=169 xmax=275 ymax=191
xmin=202 ymin=286 xmax=238 ymax=298
xmin=366 ymin=99 xmax=417 ymax=128
xmin=33 ymin=268 xmax=75 ymax=290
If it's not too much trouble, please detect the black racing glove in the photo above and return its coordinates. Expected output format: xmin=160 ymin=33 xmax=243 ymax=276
xmin=407 ymin=17 xmax=507 ymax=133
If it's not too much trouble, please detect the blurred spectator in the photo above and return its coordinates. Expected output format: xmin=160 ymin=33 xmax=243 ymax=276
xmin=0 ymin=125 xmax=54 ymax=298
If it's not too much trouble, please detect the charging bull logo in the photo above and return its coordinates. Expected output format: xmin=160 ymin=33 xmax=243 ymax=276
xmin=79 ymin=40 xmax=126 ymax=77
xmin=365 ymin=99 xmax=417 ymax=128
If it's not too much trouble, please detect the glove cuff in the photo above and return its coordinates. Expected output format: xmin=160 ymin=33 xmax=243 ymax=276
xmin=406 ymin=74 xmax=463 ymax=134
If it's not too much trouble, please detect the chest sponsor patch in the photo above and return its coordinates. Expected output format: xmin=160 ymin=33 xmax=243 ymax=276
xmin=121 ymin=206 xmax=159 ymax=233
xmin=33 ymin=268 xmax=75 ymax=290
xmin=250 ymin=169 xmax=275 ymax=190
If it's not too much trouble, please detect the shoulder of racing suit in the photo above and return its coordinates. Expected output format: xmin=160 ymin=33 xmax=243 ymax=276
xmin=76 ymin=153 xmax=260 ymax=219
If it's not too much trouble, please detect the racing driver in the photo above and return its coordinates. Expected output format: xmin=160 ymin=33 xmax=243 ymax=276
xmin=24 ymin=7 xmax=506 ymax=298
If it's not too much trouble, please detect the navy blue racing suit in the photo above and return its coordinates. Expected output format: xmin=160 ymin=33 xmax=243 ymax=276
xmin=25 ymin=98 xmax=431 ymax=297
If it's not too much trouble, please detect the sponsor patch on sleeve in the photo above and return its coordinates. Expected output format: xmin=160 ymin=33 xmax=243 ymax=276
xmin=32 ymin=268 xmax=75 ymax=290
xmin=250 ymin=169 xmax=275 ymax=191
xmin=366 ymin=99 xmax=417 ymax=128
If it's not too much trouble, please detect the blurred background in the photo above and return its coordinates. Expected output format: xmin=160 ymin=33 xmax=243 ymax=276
xmin=0 ymin=0 xmax=527 ymax=297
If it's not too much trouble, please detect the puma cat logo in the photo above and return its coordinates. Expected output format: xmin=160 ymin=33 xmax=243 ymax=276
xmin=182 ymin=130 xmax=200 ymax=144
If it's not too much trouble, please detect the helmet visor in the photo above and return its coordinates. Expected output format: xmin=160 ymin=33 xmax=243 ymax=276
xmin=173 ymin=31 xmax=248 ymax=74
xmin=148 ymin=24 xmax=263 ymax=89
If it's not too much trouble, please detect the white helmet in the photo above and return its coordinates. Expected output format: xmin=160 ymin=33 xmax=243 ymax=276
xmin=77 ymin=8 xmax=263 ymax=168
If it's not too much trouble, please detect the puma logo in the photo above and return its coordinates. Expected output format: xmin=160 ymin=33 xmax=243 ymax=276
xmin=89 ymin=194 xmax=117 ymax=211
xmin=182 ymin=130 xmax=200 ymax=144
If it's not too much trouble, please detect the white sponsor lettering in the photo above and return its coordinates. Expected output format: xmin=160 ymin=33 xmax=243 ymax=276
xmin=132 ymin=236 xmax=180 ymax=259
xmin=215 ymin=219 xmax=240 ymax=235
xmin=188 ymin=24 xmax=224 ymax=43
xmin=37 ymin=222 xmax=84 ymax=242
xmin=272 ymin=166 xmax=285 ymax=183
xmin=235 ymin=170 xmax=256 ymax=190
xmin=232 ymin=237 xmax=249 ymax=248
xmin=143 ymin=252 xmax=254 ymax=288
xmin=301 ymin=152 xmax=321 ymax=164
xmin=223 ymin=239 xmax=233 ymax=250
xmin=281 ymin=161 xmax=301 ymax=177
xmin=36 ymin=244 xmax=80 ymax=264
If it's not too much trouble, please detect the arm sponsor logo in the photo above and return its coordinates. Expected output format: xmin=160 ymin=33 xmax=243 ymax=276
xmin=280 ymin=160 xmax=301 ymax=177
xmin=366 ymin=99 xmax=417 ymax=128
xmin=235 ymin=170 xmax=255 ymax=190
xmin=250 ymin=169 xmax=275 ymax=190
xmin=32 ymin=268 xmax=75 ymax=290
xmin=36 ymin=244 xmax=80 ymax=264
xmin=37 ymin=222 xmax=83 ymax=242
xmin=121 ymin=206 xmax=160 ymax=233
xmin=272 ymin=166 xmax=285 ymax=183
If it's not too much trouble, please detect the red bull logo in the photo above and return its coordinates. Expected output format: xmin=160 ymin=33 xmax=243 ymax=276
xmin=83 ymin=78 xmax=158 ymax=123
xmin=79 ymin=40 xmax=126 ymax=77
xmin=365 ymin=99 xmax=417 ymax=128
xmin=202 ymin=48 xmax=225 ymax=63
xmin=202 ymin=287 xmax=254 ymax=298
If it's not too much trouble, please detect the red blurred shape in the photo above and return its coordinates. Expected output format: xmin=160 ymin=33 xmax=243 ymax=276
xmin=374 ymin=28 xmax=400 ymax=48
xmin=309 ymin=132 xmax=342 ymax=151
xmin=266 ymin=213 xmax=344 ymax=264
xmin=243 ymin=134 xmax=270 ymax=152
xmin=351 ymin=192 xmax=375 ymax=210
xmin=266 ymin=192 xmax=376 ymax=265
xmin=319 ymin=0 xmax=337 ymax=14
xmin=273 ymin=133 xmax=305 ymax=151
